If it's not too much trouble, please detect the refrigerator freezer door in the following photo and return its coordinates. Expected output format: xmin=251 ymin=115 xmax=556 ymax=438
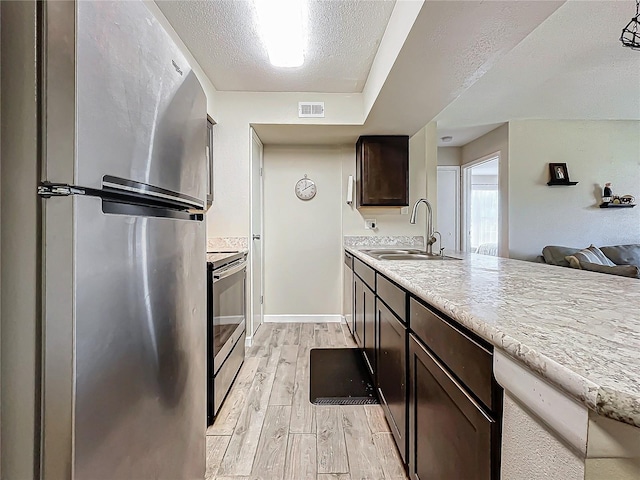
xmin=76 ymin=1 xmax=207 ymax=201
xmin=72 ymin=197 xmax=206 ymax=479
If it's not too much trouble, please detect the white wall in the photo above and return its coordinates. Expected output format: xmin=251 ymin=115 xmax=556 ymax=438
xmin=263 ymin=146 xmax=343 ymax=315
xmin=502 ymin=393 xmax=585 ymax=480
xmin=438 ymin=146 xmax=462 ymax=166
xmin=462 ymin=124 xmax=510 ymax=257
xmin=208 ymin=91 xmax=364 ymax=239
xmin=262 ymin=132 xmax=436 ymax=315
xmin=206 ymin=92 xmax=438 ymax=322
xmin=508 ymin=120 xmax=640 ymax=260
xmin=211 ymin=90 xmax=433 ymax=241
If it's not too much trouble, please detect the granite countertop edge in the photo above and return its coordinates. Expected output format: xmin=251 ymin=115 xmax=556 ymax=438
xmin=345 ymin=245 xmax=640 ymax=429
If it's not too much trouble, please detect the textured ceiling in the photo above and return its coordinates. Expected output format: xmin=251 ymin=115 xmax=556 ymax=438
xmin=156 ymin=1 xmax=636 ymax=146
xmin=360 ymin=0 xmax=565 ymax=135
xmin=437 ymin=123 xmax=505 ymax=147
xmin=155 ymin=0 xmax=396 ymax=92
xmin=255 ymin=1 xmax=565 ymax=144
xmin=435 ymin=1 xmax=640 ymax=135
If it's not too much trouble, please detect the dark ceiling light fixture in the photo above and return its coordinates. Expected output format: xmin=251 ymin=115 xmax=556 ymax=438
xmin=620 ymin=0 xmax=640 ymax=50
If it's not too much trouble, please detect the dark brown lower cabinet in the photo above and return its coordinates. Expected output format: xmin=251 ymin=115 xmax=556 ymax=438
xmin=353 ymin=276 xmax=364 ymax=349
xmin=408 ymin=334 xmax=495 ymax=480
xmin=377 ymin=300 xmax=407 ymax=462
xmin=363 ymin=283 xmax=376 ymax=376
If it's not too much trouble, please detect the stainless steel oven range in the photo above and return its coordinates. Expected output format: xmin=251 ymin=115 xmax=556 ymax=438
xmin=207 ymin=251 xmax=247 ymax=425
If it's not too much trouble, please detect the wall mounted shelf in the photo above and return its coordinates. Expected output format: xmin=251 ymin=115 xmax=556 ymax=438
xmin=599 ymin=202 xmax=636 ymax=208
xmin=547 ymin=181 xmax=579 ymax=186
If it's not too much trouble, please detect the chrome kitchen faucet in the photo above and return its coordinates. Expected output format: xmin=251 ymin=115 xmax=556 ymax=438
xmin=409 ymin=198 xmax=442 ymax=256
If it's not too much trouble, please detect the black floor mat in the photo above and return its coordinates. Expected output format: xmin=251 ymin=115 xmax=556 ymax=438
xmin=309 ymin=348 xmax=379 ymax=405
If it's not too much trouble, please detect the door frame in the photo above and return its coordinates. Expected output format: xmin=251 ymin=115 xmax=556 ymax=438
xmin=436 ymin=165 xmax=461 ymax=252
xmin=249 ymin=128 xmax=264 ymax=345
xmin=461 ymin=152 xmax=500 ymax=253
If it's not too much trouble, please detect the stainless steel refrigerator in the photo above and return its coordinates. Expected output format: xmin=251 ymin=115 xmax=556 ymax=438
xmin=39 ymin=1 xmax=207 ymax=478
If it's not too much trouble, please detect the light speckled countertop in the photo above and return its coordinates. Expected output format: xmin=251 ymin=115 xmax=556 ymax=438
xmin=346 ymin=246 xmax=640 ymax=428
xmin=206 ymin=251 xmax=247 ymax=264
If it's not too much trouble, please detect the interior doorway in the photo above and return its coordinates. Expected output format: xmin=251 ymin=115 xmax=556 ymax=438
xmin=437 ymin=166 xmax=461 ymax=252
xmin=249 ymin=128 xmax=264 ymax=344
xmin=462 ymin=155 xmax=500 ymax=256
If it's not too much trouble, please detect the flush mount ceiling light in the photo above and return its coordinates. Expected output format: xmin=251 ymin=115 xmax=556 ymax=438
xmin=441 ymin=136 xmax=453 ymax=143
xmin=254 ymin=0 xmax=308 ymax=67
xmin=620 ymin=0 xmax=640 ymax=50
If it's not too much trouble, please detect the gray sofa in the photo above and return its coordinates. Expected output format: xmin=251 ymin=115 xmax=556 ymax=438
xmin=540 ymin=244 xmax=640 ymax=279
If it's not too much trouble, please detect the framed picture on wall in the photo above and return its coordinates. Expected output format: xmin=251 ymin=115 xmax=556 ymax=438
xmin=548 ymin=163 xmax=573 ymax=185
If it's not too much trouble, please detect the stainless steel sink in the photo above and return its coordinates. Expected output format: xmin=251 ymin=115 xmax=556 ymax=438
xmin=360 ymin=249 xmax=461 ymax=261
xmin=376 ymin=253 xmax=460 ymax=261
xmin=360 ymin=249 xmax=424 ymax=255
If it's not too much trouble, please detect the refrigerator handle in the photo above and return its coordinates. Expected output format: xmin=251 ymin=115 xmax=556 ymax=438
xmin=38 ymin=183 xmax=87 ymax=198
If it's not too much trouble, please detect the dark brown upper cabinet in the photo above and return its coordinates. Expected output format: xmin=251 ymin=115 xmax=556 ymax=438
xmin=356 ymin=135 xmax=409 ymax=207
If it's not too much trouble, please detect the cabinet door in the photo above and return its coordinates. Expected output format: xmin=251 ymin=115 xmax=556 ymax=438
xmin=409 ymin=334 xmax=494 ymax=480
xmin=356 ymin=136 xmax=409 ymax=206
xmin=363 ymin=283 xmax=375 ymax=376
xmin=377 ymin=300 xmax=407 ymax=462
xmin=353 ymin=276 xmax=364 ymax=349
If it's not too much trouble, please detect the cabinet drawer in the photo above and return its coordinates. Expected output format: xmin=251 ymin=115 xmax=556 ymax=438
xmin=377 ymin=274 xmax=406 ymax=322
xmin=410 ymin=298 xmax=494 ymax=410
xmin=354 ymin=257 xmax=375 ymax=291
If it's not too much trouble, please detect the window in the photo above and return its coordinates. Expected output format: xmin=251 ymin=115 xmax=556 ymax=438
xmin=469 ymin=186 xmax=498 ymax=251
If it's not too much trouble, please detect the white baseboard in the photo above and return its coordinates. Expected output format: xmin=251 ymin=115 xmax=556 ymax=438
xmin=245 ymin=336 xmax=253 ymax=347
xmin=263 ymin=314 xmax=343 ymax=324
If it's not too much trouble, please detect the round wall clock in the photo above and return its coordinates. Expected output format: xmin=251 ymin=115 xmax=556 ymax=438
xmin=295 ymin=174 xmax=317 ymax=201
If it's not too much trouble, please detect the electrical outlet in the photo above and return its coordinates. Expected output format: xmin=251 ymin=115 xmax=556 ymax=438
xmin=401 ymin=207 xmax=409 ymax=215
xmin=365 ymin=218 xmax=377 ymax=230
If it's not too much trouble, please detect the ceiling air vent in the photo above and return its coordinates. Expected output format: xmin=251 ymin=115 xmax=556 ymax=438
xmin=298 ymin=102 xmax=325 ymax=118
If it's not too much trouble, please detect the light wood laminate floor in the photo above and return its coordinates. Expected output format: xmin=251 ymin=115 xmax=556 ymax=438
xmin=206 ymin=323 xmax=408 ymax=480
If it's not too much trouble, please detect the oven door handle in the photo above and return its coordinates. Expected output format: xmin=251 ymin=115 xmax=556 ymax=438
xmin=213 ymin=262 xmax=246 ymax=281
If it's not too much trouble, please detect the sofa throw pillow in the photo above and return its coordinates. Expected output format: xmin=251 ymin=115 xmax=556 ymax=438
xmin=580 ymin=261 xmax=640 ymax=279
xmin=565 ymin=255 xmax=582 ymax=269
xmin=600 ymin=245 xmax=640 ymax=266
xmin=573 ymin=245 xmax=616 ymax=267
